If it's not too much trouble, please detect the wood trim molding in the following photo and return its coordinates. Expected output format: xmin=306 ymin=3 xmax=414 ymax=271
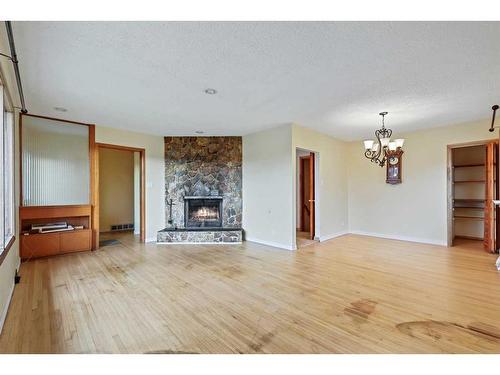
xmin=447 ymin=139 xmax=499 ymax=150
xmin=299 ymin=155 xmax=308 ymax=232
xmin=20 ymin=205 xmax=91 ymax=220
xmin=96 ymin=142 xmax=145 ymax=153
xmin=446 ymin=146 xmax=453 ymax=247
xmin=89 ymin=125 xmax=97 ymax=249
xmin=20 ymin=113 xmax=93 ymax=127
xmin=484 ymin=142 xmax=495 ymax=253
xmin=140 ymin=148 xmax=146 ymax=242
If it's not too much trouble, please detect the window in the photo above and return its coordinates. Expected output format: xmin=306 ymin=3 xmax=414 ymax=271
xmin=1 ymin=84 xmax=15 ymax=255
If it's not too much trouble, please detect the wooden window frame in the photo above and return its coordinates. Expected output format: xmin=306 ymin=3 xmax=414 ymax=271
xmin=0 ymin=91 xmax=16 ymax=266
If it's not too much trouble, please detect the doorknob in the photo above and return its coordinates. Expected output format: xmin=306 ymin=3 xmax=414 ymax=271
xmin=308 ymin=200 xmax=315 ymax=202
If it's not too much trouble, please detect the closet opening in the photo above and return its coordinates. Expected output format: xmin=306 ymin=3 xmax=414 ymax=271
xmin=447 ymin=140 xmax=499 ymax=252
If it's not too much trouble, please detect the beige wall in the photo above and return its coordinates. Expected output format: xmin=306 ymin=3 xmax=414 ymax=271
xmin=95 ymin=126 xmax=165 ymax=241
xmin=243 ymin=123 xmax=350 ymax=250
xmin=99 ymin=148 xmax=135 ymax=232
xmin=348 ymin=119 xmax=496 ymax=245
xmin=292 ymin=124 xmax=349 ymax=243
xmin=243 ymin=124 xmax=295 ymax=250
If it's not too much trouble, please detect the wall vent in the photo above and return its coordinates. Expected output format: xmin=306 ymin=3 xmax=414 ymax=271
xmin=110 ymin=223 xmax=134 ymax=231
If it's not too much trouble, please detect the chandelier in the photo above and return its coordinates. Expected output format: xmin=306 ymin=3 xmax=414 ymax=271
xmin=363 ymin=112 xmax=404 ymax=167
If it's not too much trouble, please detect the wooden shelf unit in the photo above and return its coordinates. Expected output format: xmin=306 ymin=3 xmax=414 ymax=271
xmin=451 ymin=145 xmax=488 ymax=243
xmin=20 ymin=205 xmax=92 ymax=260
xmin=453 ymin=163 xmax=485 ymax=168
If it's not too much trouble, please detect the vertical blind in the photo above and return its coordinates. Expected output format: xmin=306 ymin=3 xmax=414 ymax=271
xmin=22 ymin=116 xmax=90 ymax=206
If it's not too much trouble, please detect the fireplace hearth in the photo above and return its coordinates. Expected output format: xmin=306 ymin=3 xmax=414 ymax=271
xmin=184 ymin=196 xmax=223 ymax=228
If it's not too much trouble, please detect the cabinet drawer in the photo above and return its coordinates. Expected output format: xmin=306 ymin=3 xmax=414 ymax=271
xmin=21 ymin=233 xmax=60 ymax=258
xmin=60 ymin=230 xmax=91 ymax=253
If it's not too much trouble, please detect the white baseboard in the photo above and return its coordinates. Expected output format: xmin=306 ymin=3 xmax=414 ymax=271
xmin=145 ymin=237 xmax=157 ymax=243
xmin=319 ymin=231 xmax=349 ymax=242
xmin=245 ymin=237 xmax=296 ymax=251
xmin=349 ymin=230 xmax=446 ymax=246
xmin=0 ymin=281 xmax=15 ymax=336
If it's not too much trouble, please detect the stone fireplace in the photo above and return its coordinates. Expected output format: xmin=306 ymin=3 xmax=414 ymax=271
xmin=157 ymin=136 xmax=242 ymax=244
xmin=184 ymin=196 xmax=222 ymax=228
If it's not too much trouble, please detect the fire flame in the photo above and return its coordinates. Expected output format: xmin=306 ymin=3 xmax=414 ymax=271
xmin=191 ymin=206 xmax=219 ymax=220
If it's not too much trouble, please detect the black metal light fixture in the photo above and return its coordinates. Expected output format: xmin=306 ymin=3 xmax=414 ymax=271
xmin=488 ymin=105 xmax=499 ymax=132
xmin=363 ymin=112 xmax=404 ymax=167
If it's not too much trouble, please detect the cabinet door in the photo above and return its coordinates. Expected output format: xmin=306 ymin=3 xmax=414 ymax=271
xmin=21 ymin=233 xmax=60 ymax=259
xmin=60 ymin=230 xmax=91 ymax=253
xmin=484 ymin=142 xmax=497 ymax=253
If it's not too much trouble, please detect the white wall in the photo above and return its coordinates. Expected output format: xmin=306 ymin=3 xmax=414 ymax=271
xmin=0 ymin=33 xmax=21 ymax=334
xmin=292 ymin=124 xmax=349 ymax=243
xmin=348 ymin=119 xmax=496 ymax=245
xmin=95 ymin=126 xmax=165 ymax=241
xmin=243 ymin=123 xmax=350 ymax=250
xmin=0 ymin=112 xmax=20 ymax=334
xmin=242 ymin=125 xmax=295 ymax=250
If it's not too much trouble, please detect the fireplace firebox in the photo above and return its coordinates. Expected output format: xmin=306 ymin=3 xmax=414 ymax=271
xmin=184 ymin=196 xmax=223 ymax=228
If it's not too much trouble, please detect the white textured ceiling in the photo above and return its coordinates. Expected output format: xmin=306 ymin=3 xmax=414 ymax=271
xmin=11 ymin=21 xmax=500 ymax=140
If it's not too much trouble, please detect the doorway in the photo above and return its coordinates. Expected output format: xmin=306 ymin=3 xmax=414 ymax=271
xmin=296 ymin=148 xmax=318 ymax=248
xmin=93 ymin=143 xmax=145 ymax=248
xmin=447 ymin=140 xmax=499 ymax=253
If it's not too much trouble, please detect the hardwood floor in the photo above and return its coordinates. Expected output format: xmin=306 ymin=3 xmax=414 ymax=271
xmin=296 ymin=230 xmax=318 ymax=248
xmin=1 ymin=233 xmax=500 ymax=353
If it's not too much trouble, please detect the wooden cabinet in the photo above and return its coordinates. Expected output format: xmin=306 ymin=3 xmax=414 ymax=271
xmin=60 ymin=230 xmax=91 ymax=253
xmin=20 ymin=205 xmax=92 ymax=260
xmin=21 ymin=233 xmax=60 ymax=259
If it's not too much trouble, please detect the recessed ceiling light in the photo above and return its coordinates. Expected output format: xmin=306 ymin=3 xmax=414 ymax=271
xmin=53 ymin=107 xmax=67 ymax=112
xmin=204 ymin=88 xmax=217 ymax=95
xmin=195 ymin=130 xmax=204 ymax=134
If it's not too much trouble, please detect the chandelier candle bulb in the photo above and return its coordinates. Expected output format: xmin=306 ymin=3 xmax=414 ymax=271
xmin=364 ymin=140 xmax=374 ymax=150
xmin=395 ymin=139 xmax=405 ymax=148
